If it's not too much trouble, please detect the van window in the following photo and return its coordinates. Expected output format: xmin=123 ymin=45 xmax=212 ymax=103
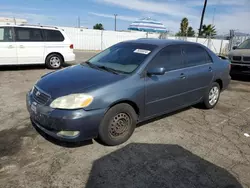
xmin=183 ymin=44 xmax=212 ymax=67
xmin=15 ymin=27 xmax=43 ymax=42
xmin=0 ymin=27 xmax=14 ymax=42
xmin=149 ymin=45 xmax=184 ymax=71
xmin=43 ymin=29 xmax=64 ymax=41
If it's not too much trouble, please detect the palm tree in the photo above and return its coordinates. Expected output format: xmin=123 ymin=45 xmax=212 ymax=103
xmin=187 ymin=27 xmax=195 ymax=37
xmin=180 ymin=18 xmax=189 ymax=36
xmin=200 ymin=24 xmax=217 ymax=38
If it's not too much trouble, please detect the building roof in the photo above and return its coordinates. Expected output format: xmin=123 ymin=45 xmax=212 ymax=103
xmin=0 ymin=17 xmax=27 ymax=23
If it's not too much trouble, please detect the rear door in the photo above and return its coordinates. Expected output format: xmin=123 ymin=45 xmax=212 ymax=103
xmin=145 ymin=45 xmax=191 ymax=117
xmin=182 ymin=44 xmax=214 ymax=102
xmin=0 ymin=26 xmax=17 ymax=65
xmin=15 ymin=27 xmax=45 ymax=64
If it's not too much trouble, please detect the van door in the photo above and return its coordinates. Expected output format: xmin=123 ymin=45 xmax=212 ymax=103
xmin=0 ymin=27 xmax=17 ymax=65
xmin=15 ymin=27 xmax=45 ymax=64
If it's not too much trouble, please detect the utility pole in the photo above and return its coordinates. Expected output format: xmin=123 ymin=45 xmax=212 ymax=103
xmin=114 ymin=14 xmax=118 ymax=31
xmin=78 ymin=16 xmax=80 ymax=28
xmin=198 ymin=0 xmax=207 ymax=37
xmin=13 ymin=17 xmax=16 ymax=25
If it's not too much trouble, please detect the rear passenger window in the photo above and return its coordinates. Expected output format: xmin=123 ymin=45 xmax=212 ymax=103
xmin=183 ymin=45 xmax=212 ymax=67
xmin=149 ymin=45 xmax=184 ymax=71
xmin=15 ymin=27 xmax=43 ymax=42
xmin=43 ymin=29 xmax=64 ymax=41
xmin=0 ymin=27 xmax=14 ymax=42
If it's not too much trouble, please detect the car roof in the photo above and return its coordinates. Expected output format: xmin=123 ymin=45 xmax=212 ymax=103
xmin=123 ymin=38 xmax=200 ymax=48
xmin=0 ymin=24 xmax=60 ymax=30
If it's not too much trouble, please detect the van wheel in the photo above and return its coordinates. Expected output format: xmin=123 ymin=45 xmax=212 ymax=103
xmin=203 ymin=82 xmax=221 ymax=109
xmin=45 ymin=54 xmax=63 ymax=69
xmin=98 ymin=103 xmax=137 ymax=146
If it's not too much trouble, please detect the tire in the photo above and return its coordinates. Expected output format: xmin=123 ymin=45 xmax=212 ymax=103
xmin=45 ymin=54 xmax=63 ymax=69
xmin=203 ymin=82 xmax=221 ymax=109
xmin=98 ymin=103 xmax=137 ymax=146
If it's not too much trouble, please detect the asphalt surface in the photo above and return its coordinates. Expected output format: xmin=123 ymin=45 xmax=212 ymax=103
xmin=0 ymin=51 xmax=250 ymax=188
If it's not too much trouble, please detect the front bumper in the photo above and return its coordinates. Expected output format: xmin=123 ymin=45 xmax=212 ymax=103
xmin=26 ymin=91 xmax=105 ymax=142
xmin=230 ymin=64 xmax=250 ymax=75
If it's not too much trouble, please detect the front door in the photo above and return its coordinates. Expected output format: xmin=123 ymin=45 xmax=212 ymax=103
xmin=14 ymin=27 xmax=45 ymax=64
xmin=0 ymin=27 xmax=17 ymax=65
xmin=145 ymin=45 xmax=190 ymax=117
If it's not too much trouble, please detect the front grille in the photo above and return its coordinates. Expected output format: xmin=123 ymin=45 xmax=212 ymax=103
xmin=32 ymin=87 xmax=50 ymax=104
xmin=243 ymin=56 xmax=250 ymax=61
xmin=233 ymin=56 xmax=242 ymax=61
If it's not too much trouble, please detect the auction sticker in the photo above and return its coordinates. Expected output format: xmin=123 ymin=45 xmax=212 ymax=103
xmin=134 ymin=49 xmax=151 ymax=55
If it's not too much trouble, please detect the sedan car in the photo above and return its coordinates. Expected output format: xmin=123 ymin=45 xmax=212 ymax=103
xmin=26 ymin=39 xmax=231 ymax=146
xmin=228 ymin=39 xmax=250 ymax=76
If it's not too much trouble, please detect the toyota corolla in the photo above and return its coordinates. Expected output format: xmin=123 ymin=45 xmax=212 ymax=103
xmin=26 ymin=39 xmax=231 ymax=146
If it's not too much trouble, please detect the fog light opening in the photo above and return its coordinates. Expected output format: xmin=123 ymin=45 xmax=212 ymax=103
xmin=57 ymin=131 xmax=80 ymax=137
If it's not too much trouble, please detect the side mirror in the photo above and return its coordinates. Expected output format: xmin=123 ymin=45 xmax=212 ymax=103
xmin=232 ymin=46 xmax=237 ymax=50
xmin=147 ymin=67 xmax=166 ymax=76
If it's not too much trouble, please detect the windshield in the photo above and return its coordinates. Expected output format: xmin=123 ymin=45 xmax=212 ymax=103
xmin=238 ymin=39 xmax=250 ymax=49
xmin=87 ymin=42 xmax=157 ymax=74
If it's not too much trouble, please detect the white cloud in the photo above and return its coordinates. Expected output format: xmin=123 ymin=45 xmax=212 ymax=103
xmin=89 ymin=12 xmax=138 ymax=22
xmin=0 ymin=5 xmax=42 ymax=11
xmin=0 ymin=12 xmax=55 ymax=25
xmin=95 ymin=0 xmax=250 ymax=34
xmin=205 ymin=11 xmax=250 ymax=34
xmin=95 ymin=0 xmax=199 ymax=19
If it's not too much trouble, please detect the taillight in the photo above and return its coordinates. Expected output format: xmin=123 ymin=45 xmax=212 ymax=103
xmin=70 ymin=44 xmax=74 ymax=49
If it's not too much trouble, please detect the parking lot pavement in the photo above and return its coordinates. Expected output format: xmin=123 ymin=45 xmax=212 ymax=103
xmin=0 ymin=51 xmax=250 ymax=188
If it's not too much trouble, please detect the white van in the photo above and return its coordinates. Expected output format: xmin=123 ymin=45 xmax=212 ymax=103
xmin=0 ymin=24 xmax=75 ymax=69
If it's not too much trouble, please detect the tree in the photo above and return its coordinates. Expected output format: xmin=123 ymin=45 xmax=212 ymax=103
xmin=176 ymin=17 xmax=191 ymax=37
xmin=187 ymin=27 xmax=195 ymax=37
xmin=93 ymin=23 xmax=104 ymax=30
xmin=180 ymin=17 xmax=189 ymax=36
xmin=200 ymin=24 xmax=217 ymax=38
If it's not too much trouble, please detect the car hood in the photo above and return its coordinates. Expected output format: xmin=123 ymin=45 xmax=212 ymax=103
xmin=36 ymin=64 xmax=125 ymax=98
xmin=229 ymin=49 xmax=250 ymax=56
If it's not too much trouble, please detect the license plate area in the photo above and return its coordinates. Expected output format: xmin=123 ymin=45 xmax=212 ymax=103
xmin=31 ymin=102 xmax=37 ymax=114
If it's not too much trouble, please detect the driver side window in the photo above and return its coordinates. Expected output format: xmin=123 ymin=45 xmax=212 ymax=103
xmin=148 ymin=45 xmax=184 ymax=71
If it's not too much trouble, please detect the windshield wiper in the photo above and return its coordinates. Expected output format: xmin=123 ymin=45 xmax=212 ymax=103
xmin=96 ymin=65 xmax=119 ymax=75
xmin=82 ymin=61 xmax=101 ymax=69
xmin=82 ymin=62 xmax=122 ymax=75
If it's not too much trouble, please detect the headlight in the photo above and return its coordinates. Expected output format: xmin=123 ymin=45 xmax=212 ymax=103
xmin=50 ymin=94 xmax=93 ymax=109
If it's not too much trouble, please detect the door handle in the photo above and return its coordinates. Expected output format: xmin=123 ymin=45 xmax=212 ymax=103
xmin=19 ymin=45 xmax=25 ymax=48
xmin=180 ymin=73 xmax=186 ymax=79
xmin=8 ymin=45 xmax=14 ymax=48
xmin=209 ymin=67 xmax=213 ymax=72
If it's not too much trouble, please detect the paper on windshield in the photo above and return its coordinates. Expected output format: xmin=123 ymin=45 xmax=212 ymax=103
xmin=134 ymin=49 xmax=151 ymax=55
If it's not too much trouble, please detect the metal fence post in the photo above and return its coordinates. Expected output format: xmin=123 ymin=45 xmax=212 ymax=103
xmin=101 ymin=30 xmax=103 ymax=50
xmin=219 ymin=39 xmax=223 ymax=55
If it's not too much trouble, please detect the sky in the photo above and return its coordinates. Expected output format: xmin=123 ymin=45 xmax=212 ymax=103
xmin=0 ymin=0 xmax=250 ymax=34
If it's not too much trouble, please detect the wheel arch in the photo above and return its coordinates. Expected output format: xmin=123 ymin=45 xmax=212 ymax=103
xmin=214 ymin=79 xmax=223 ymax=90
xmin=45 ymin=52 xmax=64 ymax=63
xmin=108 ymin=100 xmax=140 ymax=118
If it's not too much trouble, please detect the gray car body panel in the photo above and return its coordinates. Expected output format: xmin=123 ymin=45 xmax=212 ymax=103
xmin=37 ymin=39 xmax=231 ymax=122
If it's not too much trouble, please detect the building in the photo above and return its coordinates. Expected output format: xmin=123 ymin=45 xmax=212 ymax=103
xmin=128 ymin=17 xmax=167 ymax=33
xmin=0 ymin=17 xmax=27 ymax=25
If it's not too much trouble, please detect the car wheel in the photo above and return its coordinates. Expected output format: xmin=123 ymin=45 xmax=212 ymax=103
xmin=45 ymin=54 xmax=63 ymax=69
xmin=203 ymin=82 xmax=221 ymax=109
xmin=98 ymin=103 xmax=137 ymax=146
